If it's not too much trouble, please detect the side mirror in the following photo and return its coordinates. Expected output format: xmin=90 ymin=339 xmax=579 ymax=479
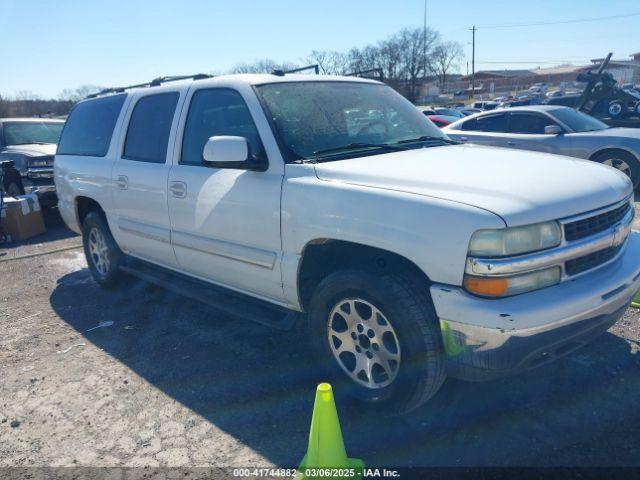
xmin=544 ymin=125 xmax=563 ymax=135
xmin=202 ymin=136 xmax=266 ymax=171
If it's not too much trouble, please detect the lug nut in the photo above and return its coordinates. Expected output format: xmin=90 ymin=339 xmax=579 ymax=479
xmin=367 ymin=330 xmax=374 ymax=338
xmin=357 ymin=324 xmax=364 ymax=333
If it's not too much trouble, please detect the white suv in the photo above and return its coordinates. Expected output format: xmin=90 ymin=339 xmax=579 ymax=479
xmin=55 ymin=74 xmax=639 ymax=413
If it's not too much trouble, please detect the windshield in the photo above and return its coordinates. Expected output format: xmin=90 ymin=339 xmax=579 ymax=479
xmin=3 ymin=121 xmax=64 ymax=145
xmin=255 ymin=82 xmax=446 ymax=161
xmin=550 ymin=108 xmax=608 ymax=132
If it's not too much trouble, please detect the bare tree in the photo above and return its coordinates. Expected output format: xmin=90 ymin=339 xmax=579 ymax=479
xmin=231 ymin=59 xmax=297 ymax=74
xmin=306 ymin=50 xmax=349 ymax=75
xmin=396 ymin=28 xmax=439 ymax=102
xmin=58 ymin=85 xmax=104 ymax=102
xmin=432 ymin=41 xmax=464 ymax=88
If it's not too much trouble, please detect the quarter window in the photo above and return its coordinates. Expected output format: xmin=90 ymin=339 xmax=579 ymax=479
xmin=181 ymin=88 xmax=263 ymax=166
xmin=123 ymin=92 xmax=179 ymax=163
xmin=57 ymin=94 xmax=126 ymax=157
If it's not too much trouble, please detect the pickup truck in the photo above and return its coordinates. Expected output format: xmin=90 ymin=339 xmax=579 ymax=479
xmin=55 ymin=74 xmax=640 ymax=414
xmin=0 ymin=118 xmax=64 ymax=207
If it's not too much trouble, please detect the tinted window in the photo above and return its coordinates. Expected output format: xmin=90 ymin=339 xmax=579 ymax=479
xmin=181 ymin=89 xmax=262 ymax=166
xmin=509 ymin=113 xmax=557 ymax=134
xmin=551 ymin=108 xmax=608 ymax=132
xmin=123 ymin=93 xmax=179 ymax=163
xmin=462 ymin=114 xmax=507 ymax=132
xmin=57 ymin=94 xmax=126 ymax=157
xmin=3 ymin=122 xmax=64 ymax=146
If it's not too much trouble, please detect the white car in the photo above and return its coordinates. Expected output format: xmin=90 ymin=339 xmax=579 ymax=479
xmin=55 ymin=74 xmax=639 ymax=414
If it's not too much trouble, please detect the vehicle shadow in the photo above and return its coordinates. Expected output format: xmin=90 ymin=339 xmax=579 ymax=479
xmin=49 ymin=269 xmax=640 ymax=467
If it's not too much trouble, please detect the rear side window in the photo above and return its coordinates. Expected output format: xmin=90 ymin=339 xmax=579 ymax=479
xmin=462 ymin=114 xmax=507 ymax=132
xmin=123 ymin=92 xmax=179 ymax=163
xmin=57 ymin=94 xmax=126 ymax=157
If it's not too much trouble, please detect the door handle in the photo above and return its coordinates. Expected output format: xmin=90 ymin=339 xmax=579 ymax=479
xmin=507 ymin=141 xmax=516 ymax=146
xmin=459 ymin=136 xmax=468 ymax=142
xmin=170 ymin=181 xmax=187 ymax=198
xmin=116 ymin=175 xmax=128 ymax=190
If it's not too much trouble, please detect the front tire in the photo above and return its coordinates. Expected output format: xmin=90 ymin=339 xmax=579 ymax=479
xmin=308 ymin=270 xmax=446 ymax=414
xmin=608 ymin=100 xmax=624 ymax=118
xmin=592 ymin=150 xmax=640 ymax=188
xmin=82 ymin=211 xmax=124 ymax=288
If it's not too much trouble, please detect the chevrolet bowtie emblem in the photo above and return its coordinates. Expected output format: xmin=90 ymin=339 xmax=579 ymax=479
xmin=611 ymin=223 xmax=628 ymax=248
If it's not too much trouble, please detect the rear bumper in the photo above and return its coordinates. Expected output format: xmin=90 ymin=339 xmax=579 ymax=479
xmin=431 ymin=231 xmax=640 ymax=381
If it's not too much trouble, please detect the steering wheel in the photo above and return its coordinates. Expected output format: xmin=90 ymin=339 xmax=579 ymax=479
xmin=356 ymin=120 xmax=389 ymax=136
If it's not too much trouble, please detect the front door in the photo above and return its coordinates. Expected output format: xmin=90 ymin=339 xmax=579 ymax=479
xmin=110 ymin=91 xmax=182 ymax=267
xmin=167 ymin=87 xmax=285 ymax=302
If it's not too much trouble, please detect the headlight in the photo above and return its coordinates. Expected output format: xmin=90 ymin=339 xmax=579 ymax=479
xmin=468 ymin=221 xmax=562 ymax=257
xmin=464 ymin=267 xmax=561 ymax=297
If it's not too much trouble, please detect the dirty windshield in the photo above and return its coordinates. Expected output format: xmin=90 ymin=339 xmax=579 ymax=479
xmin=256 ymin=82 xmax=447 ymax=161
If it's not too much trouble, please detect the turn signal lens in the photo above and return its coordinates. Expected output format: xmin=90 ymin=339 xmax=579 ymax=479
xmin=464 ymin=276 xmax=509 ymax=297
xmin=464 ymin=267 xmax=561 ymax=298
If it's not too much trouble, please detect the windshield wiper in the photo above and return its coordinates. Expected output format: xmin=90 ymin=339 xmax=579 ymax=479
xmin=313 ymin=142 xmax=407 ymax=161
xmin=396 ymin=135 xmax=460 ymax=145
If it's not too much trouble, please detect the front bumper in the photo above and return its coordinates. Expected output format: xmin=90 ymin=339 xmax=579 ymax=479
xmin=431 ymin=231 xmax=640 ymax=381
xmin=23 ymin=180 xmax=57 ymax=207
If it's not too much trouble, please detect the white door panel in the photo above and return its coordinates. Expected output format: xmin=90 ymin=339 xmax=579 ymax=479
xmin=168 ymin=165 xmax=283 ymax=299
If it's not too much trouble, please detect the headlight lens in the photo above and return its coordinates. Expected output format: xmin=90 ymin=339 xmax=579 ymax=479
xmin=468 ymin=221 xmax=562 ymax=257
xmin=464 ymin=267 xmax=561 ymax=297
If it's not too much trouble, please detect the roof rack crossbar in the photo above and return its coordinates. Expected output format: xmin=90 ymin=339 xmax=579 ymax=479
xmin=272 ymin=64 xmax=320 ymax=76
xmin=346 ymin=68 xmax=384 ymax=81
xmin=86 ymin=73 xmax=213 ymax=99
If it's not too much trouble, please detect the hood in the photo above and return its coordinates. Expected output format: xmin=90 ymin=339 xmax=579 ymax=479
xmin=313 ymin=144 xmax=632 ymax=226
xmin=3 ymin=143 xmax=57 ymax=157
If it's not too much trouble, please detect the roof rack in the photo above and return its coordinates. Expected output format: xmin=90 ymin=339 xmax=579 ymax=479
xmin=271 ymin=64 xmax=320 ymax=76
xmin=346 ymin=68 xmax=384 ymax=81
xmin=85 ymin=73 xmax=213 ymax=99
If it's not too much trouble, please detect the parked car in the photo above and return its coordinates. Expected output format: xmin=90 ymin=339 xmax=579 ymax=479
xmin=0 ymin=118 xmax=65 ymax=206
xmin=471 ymin=101 xmax=498 ymax=111
xmin=443 ymin=105 xmax=640 ymax=187
xmin=55 ymin=74 xmax=639 ymax=414
xmin=426 ymin=114 xmax=460 ymax=128
xmin=457 ymin=107 xmax=482 ymax=116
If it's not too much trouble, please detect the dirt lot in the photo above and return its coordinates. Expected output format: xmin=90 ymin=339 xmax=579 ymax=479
xmin=1 ymin=204 xmax=639 ymax=470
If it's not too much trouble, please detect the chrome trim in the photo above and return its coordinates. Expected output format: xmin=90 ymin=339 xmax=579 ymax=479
xmin=557 ymin=195 xmax=632 ymax=225
xmin=466 ymin=209 xmax=633 ymax=277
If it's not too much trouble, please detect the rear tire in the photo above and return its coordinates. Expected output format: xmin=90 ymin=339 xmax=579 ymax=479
xmin=592 ymin=150 xmax=640 ymax=188
xmin=307 ymin=269 xmax=446 ymax=415
xmin=82 ymin=211 xmax=124 ymax=288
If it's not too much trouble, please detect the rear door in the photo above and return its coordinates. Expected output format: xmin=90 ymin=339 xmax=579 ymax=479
xmin=450 ymin=112 xmax=509 ymax=147
xmin=167 ymin=85 xmax=285 ymax=302
xmin=110 ymin=90 xmax=183 ymax=267
xmin=504 ymin=112 xmax=569 ymax=154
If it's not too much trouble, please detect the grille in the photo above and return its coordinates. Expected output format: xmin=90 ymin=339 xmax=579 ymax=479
xmin=565 ymin=244 xmax=623 ymax=276
xmin=564 ymin=202 xmax=630 ymax=242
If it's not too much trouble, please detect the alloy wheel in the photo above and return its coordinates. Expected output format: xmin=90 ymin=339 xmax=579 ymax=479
xmin=327 ymin=298 xmax=401 ymax=389
xmin=88 ymin=227 xmax=110 ymax=276
xmin=602 ymin=157 xmax=632 ymax=178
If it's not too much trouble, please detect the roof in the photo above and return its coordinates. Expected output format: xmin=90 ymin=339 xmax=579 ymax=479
xmin=84 ymin=73 xmax=380 ymax=100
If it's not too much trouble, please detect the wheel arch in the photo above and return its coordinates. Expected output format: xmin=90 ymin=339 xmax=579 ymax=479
xmin=75 ymin=196 xmax=105 ymax=227
xmin=296 ymin=238 xmax=432 ymax=312
xmin=589 ymin=146 xmax=640 ymax=163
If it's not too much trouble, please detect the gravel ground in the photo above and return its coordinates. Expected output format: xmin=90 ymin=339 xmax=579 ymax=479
xmin=0 ymin=204 xmax=639 ymax=470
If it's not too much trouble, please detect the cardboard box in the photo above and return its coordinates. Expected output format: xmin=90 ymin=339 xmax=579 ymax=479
xmin=1 ymin=193 xmax=46 ymax=242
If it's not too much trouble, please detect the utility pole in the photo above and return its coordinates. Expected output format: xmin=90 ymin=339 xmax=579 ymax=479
xmin=470 ymin=25 xmax=476 ymax=99
xmin=423 ymin=0 xmax=427 ymax=78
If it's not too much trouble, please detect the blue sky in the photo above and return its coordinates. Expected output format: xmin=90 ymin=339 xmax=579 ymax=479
xmin=1 ymin=0 xmax=639 ymax=98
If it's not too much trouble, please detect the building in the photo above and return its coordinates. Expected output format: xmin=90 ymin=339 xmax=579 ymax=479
xmin=451 ymin=51 xmax=640 ymax=97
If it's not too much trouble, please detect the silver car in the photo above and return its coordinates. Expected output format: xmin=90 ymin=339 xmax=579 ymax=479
xmin=443 ymin=105 xmax=640 ymax=187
